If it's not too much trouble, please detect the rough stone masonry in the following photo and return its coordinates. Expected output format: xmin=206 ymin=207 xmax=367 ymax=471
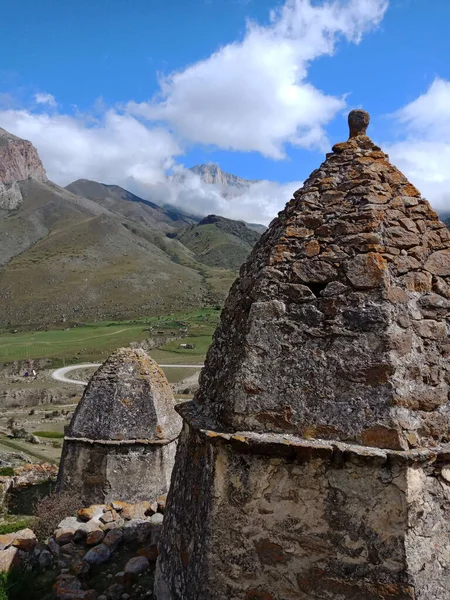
xmin=57 ymin=348 xmax=181 ymax=505
xmin=155 ymin=110 xmax=450 ymax=599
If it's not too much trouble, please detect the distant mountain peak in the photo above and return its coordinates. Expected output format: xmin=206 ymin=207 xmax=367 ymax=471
xmin=189 ymin=164 xmax=260 ymax=197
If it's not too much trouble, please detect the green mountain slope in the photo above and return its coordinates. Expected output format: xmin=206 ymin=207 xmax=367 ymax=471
xmin=0 ymin=178 xmax=209 ymax=328
xmin=174 ymin=214 xmax=261 ymax=270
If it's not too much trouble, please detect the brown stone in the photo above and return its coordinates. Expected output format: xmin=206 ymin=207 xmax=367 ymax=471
xmin=71 ymin=559 xmax=90 ymax=577
xmin=55 ymin=528 xmax=76 ymax=545
xmin=414 ymin=319 xmax=447 ymax=339
xmin=121 ymin=501 xmax=151 ymax=521
xmin=137 ymin=543 xmax=159 ymax=561
xmin=394 ymin=255 xmax=421 ymax=274
xmin=297 ymin=570 xmax=415 ymax=600
xmin=403 ymin=271 xmax=432 ymax=292
xmin=246 ymin=591 xmax=274 ymax=600
xmin=304 ymin=240 xmax=320 ymax=257
xmin=77 ymin=505 xmax=106 ymax=522
xmin=254 ymin=539 xmax=288 ymax=565
xmin=292 ymin=258 xmax=337 ymax=283
xmin=157 ymin=495 xmax=167 ymax=513
xmin=388 ymin=329 xmax=413 ymax=356
xmin=425 ymin=249 xmax=450 ymax=276
xmin=0 ymin=547 xmax=20 ymax=572
xmin=360 ymin=425 xmax=406 ymax=450
xmin=385 ymin=226 xmax=420 ymax=249
xmin=0 ymin=529 xmax=36 ymax=552
xmin=99 ymin=510 xmax=116 ymax=524
xmin=345 ymin=252 xmax=388 ymax=289
xmin=386 ymin=286 xmax=409 ymax=303
xmin=284 ymin=225 xmax=313 ymax=238
xmin=86 ymin=530 xmax=104 ymax=546
xmin=111 ymin=500 xmax=127 ymax=512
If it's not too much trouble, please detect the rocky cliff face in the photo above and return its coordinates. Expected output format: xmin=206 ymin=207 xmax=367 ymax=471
xmin=190 ymin=164 xmax=259 ymax=198
xmin=0 ymin=128 xmax=47 ymax=210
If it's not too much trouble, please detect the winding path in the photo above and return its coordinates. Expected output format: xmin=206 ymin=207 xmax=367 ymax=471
xmin=51 ymin=362 xmax=204 ymax=386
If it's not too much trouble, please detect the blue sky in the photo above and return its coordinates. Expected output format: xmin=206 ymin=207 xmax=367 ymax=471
xmin=1 ymin=0 xmax=450 ymax=223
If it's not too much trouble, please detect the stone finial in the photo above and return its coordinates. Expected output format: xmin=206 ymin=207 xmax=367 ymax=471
xmin=348 ymin=109 xmax=370 ymax=138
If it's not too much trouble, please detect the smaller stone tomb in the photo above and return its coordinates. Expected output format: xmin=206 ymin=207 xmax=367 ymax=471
xmin=57 ymin=348 xmax=181 ymax=505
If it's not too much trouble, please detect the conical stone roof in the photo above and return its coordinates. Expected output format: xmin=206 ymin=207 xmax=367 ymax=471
xmin=193 ymin=110 xmax=450 ymax=451
xmin=68 ymin=348 xmax=181 ymax=442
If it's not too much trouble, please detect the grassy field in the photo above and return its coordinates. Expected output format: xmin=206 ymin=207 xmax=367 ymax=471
xmin=0 ymin=307 xmax=221 ymax=364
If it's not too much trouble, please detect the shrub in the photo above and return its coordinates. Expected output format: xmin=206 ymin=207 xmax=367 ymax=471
xmin=0 ymin=573 xmax=8 ymax=600
xmin=0 ymin=519 xmax=30 ymax=535
xmin=34 ymin=491 xmax=82 ymax=541
xmin=0 ymin=467 xmax=14 ymax=477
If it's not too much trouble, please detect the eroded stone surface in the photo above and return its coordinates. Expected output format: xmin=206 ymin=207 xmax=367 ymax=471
xmin=57 ymin=348 xmax=181 ymax=505
xmin=190 ymin=125 xmax=450 ymax=451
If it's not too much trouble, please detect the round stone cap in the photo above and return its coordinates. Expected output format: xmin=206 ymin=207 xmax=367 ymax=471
xmin=348 ymin=109 xmax=370 ymax=138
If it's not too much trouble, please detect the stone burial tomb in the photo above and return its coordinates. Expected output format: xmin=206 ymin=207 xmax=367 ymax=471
xmin=155 ymin=111 xmax=450 ymax=600
xmin=57 ymin=348 xmax=182 ymax=505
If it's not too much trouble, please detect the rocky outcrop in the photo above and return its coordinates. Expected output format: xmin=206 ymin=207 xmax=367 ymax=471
xmin=0 ymin=127 xmax=47 ymax=210
xmin=57 ymin=348 xmax=182 ymax=505
xmin=0 ymin=128 xmax=47 ymax=186
xmin=190 ymin=163 xmax=259 ymax=197
xmin=155 ymin=111 xmax=450 ymax=599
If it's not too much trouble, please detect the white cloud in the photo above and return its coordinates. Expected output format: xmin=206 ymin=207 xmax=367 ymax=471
xmin=34 ymin=93 xmax=57 ymax=108
xmin=387 ymin=78 xmax=450 ymax=214
xmin=130 ymin=0 xmax=388 ymax=158
xmin=0 ymin=1 xmax=390 ymax=224
xmin=0 ymin=104 xmax=299 ymax=224
xmin=138 ymin=168 xmax=302 ymax=225
xmin=0 ymin=108 xmax=181 ymax=187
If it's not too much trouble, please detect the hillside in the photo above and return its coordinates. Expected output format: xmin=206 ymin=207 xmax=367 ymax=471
xmin=174 ymin=214 xmax=261 ymax=270
xmin=65 ymin=179 xmax=198 ymax=232
xmin=0 ymin=177 xmax=211 ymax=328
xmin=0 ymin=130 xmax=264 ymax=328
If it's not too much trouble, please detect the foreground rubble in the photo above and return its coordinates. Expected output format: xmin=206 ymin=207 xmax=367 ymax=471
xmin=0 ymin=497 xmax=166 ymax=599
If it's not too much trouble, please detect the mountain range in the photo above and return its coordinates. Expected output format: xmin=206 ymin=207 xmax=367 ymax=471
xmin=0 ymin=128 xmax=264 ymax=328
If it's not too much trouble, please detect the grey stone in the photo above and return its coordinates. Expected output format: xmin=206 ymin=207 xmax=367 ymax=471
xmin=83 ymin=543 xmax=111 ymax=565
xmin=73 ymin=520 xmax=102 ymax=542
xmin=150 ymin=512 xmax=163 ymax=525
xmin=38 ymin=549 xmax=53 ymax=569
xmin=103 ymin=529 xmax=123 ymax=553
xmin=57 ymin=517 xmax=83 ymax=531
xmin=123 ymin=520 xmax=152 ymax=546
xmin=124 ymin=556 xmax=149 ymax=575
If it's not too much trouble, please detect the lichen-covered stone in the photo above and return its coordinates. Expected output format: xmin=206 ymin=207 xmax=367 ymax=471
xmin=57 ymin=348 xmax=181 ymax=505
xmin=187 ymin=118 xmax=450 ymax=450
xmin=156 ymin=111 xmax=450 ymax=600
